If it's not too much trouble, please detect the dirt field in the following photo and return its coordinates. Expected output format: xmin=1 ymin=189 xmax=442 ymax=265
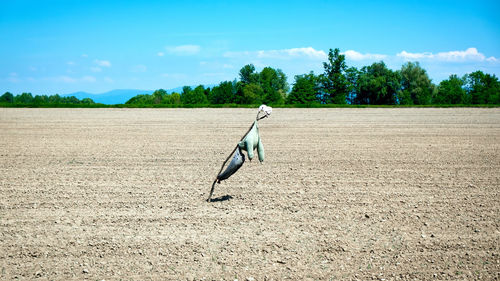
xmin=0 ymin=108 xmax=499 ymax=280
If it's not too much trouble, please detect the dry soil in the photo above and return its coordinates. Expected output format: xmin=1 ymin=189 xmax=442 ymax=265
xmin=0 ymin=108 xmax=499 ymax=280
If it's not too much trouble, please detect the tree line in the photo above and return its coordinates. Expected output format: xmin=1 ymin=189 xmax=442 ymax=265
xmin=124 ymin=64 xmax=289 ymax=106
xmin=125 ymin=48 xmax=499 ymax=106
xmin=2 ymin=48 xmax=499 ymax=107
xmin=285 ymin=48 xmax=500 ymax=105
xmin=0 ymin=92 xmax=96 ymax=106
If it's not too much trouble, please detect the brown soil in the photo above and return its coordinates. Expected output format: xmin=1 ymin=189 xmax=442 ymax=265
xmin=1 ymin=108 xmax=499 ymax=280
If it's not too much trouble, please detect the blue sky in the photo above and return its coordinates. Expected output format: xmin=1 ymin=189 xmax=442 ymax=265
xmin=1 ymin=0 xmax=499 ymax=95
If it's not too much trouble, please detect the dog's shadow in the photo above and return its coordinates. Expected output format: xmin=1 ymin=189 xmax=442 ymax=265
xmin=208 ymin=195 xmax=233 ymax=202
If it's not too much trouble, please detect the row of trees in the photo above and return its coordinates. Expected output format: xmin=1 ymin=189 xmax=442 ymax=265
xmin=125 ymin=65 xmax=289 ymax=106
xmin=286 ymin=49 xmax=500 ymax=105
xmin=125 ymin=48 xmax=499 ymax=106
xmin=0 ymin=92 xmax=96 ymax=105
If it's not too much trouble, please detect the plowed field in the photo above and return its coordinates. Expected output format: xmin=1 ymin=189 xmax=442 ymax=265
xmin=1 ymin=108 xmax=499 ymax=280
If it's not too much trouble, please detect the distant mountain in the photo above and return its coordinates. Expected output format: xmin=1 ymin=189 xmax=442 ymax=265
xmin=65 ymin=89 xmax=154 ymax=105
xmin=65 ymin=85 xmax=215 ymax=105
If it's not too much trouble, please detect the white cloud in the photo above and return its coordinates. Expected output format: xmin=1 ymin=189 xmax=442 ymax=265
xmin=397 ymin=48 xmax=498 ymax=62
xmin=90 ymin=67 xmax=102 ymax=72
xmin=257 ymin=47 xmax=327 ymax=60
xmin=396 ymin=50 xmax=431 ymax=60
xmin=57 ymin=76 xmax=77 ymax=83
xmin=81 ymin=54 xmax=88 ymax=58
xmin=50 ymin=75 xmax=96 ymax=83
xmin=81 ymin=76 xmax=96 ymax=83
xmin=221 ymin=47 xmax=495 ymax=64
xmin=198 ymin=61 xmax=234 ymax=71
xmin=166 ymin=45 xmax=201 ymax=55
xmin=224 ymin=47 xmax=326 ymax=60
xmin=7 ymin=72 xmax=21 ymax=83
xmin=94 ymin=59 xmax=111 ymax=67
xmin=161 ymin=73 xmax=187 ymax=80
xmin=104 ymin=77 xmax=114 ymax=83
xmin=131 ymin=65 xmax=147 ymax=72
xmin=286 ymin=47 xmax=327 ymax=59
xmin=223 ymin=51 xmax=249 ymax=58
xmin=157 ymin=52 xmax=164 ymax=57
xmin=437 ymin=48 xmax=485 ymax=61
xmin=5 ymin=74 xmax=96 ymax=84
xmin=343 ymin=50 xmax=387 ymax=61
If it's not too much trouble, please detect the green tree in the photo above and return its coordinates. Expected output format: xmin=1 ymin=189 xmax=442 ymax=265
xmin=152 ymin=89 xmax=168 ymax=104
xmin=170 ymin=92 xmax=181 ymax=105
xmin=125 ymin=94 xmax=152 ymax=104
xmin=125 ymin=90 xmax=174 ymax=105
xmin=239 ymin=64 xmax=259 ymax=85
xmin=81 ymin=98 xmax=95 ymax=104
xmin=180 ymin=86 xmax=193 ymax=104
xmin=259 ymin=67 xmax=287 ymax=105
xmin=48 ymin=94 xmax=62 ymax=104
xmin=286 ymin=72 xmax=319 ymax=104
xmin=434 ymin=74 xmax=466 ymax=104
xmin=209 ymin=81 xmax=235 ymax=104
xmin=275 ymin=69 xmax=289 ymax=91
xmin=0 ymin=92 xmax=14 ymax=103
xmin=65 ymin=96 xmax=80 ymax=104
xmin=193 ymin=85 xmax=208 ymax=103
xmin=398 ymin=62 xmax=433 ymax=105
xmin=181 ymin=85 xmax=208 ymax=104
xmin=345 ymin=67 xmax=360 ymax=104
xmin=33 ymin=95 xmax=49 ymax=105
xmin=355 ymin=62 xmax=401 ymax=105
xmin=464 ymin=71 xmax=500 ymax=104
xmin=274 ymin=68 xmax=289 ymax=102
xmin=239 ymin=83 xmax=263 ymax=104
xmin=14 ymin=92 xmax=34 ymax=104
xmin=319 ymin=48 xmax=348 ymax=104
xmin=204 ymin=87 xmax=211 ymax=99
